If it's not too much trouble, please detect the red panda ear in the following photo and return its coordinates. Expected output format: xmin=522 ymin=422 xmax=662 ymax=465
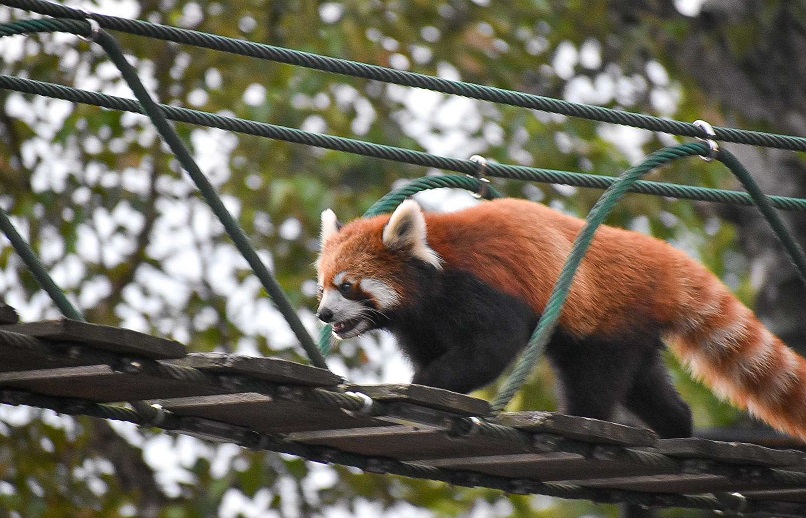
xmin=320 ymin=209 xmax=342 ymax=244
xmin=382 ymin=200 xmax=442 ymax=269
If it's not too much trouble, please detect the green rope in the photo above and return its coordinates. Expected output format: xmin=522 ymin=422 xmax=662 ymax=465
xmin=491 ymin=143 xmax=806 ymax=412
xmin=363 ymin=175 xmax=503 ymax=217
xmin=0 ymin=18 xmax=326 ymax=369
xmin=491 ymin=143 xmax=715 ymax=413
xmin=4 ymin=74 xmax=806 ymax=214
xmin=4 ymin=12 xmax=806 ymax=407
xmin=0 ymin=205 xmax=84 ymax=321
xmin=5 ymin=3 xmax=806 ymax=152
xmin=718 ymin=150 xmax=806 ymax=282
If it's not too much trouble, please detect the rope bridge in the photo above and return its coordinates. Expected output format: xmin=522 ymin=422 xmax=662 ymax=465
xmin=3 ymin=1 xmax=806 ymax=515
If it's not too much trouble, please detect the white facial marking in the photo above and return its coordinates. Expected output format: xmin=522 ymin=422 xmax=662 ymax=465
xmin=360 ymin=278 xmax=400 ymax=309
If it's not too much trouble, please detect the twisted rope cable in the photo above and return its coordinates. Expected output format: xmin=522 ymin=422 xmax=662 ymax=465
xmin=492 ymin=142 xmax=806 ymax=412
xmin=4 ymin=2 xmax=806 ymax=153
xmin=491 ymin=143 xmax=713 ymax=413
xmin=0 ymin=19 xmax=327 ymax=369
xmin=0 ymin=72 xmax=798 ymax=216
xmin=4 ymin=73 xmax=806 ymax=213
xmin=0 ymin=201 xmax=84 ymax=320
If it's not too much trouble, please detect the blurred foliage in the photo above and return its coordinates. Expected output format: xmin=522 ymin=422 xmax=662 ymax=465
xmin=0 ymin=0 xmax=788 ymax=516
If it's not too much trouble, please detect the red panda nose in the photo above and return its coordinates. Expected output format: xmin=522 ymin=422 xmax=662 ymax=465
xmin=317 ymin=308 xmax=334 ymax=323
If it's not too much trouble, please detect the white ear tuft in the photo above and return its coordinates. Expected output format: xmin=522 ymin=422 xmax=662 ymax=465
xmin=320 ymin=209 xmax=341 ymax=244
xmin=382 ymin=200 xmax=442 ymax=269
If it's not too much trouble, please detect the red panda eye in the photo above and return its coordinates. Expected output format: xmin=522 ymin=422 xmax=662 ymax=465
xmin=316 ymin=285 xmax=324 ymax=298
xmin=338 ymin=282 xmax=354 ymax=297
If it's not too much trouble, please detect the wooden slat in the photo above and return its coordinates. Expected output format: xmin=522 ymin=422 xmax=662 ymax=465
xmin=1 ymin=319 xmax=186 ymax=359
xmin=166 ymin=353 xmax=342 ymax=387
xmin=423 ymin=451 xmax=671 ymax=481
xmin=0 ymin=365 xmax=227 ymax=402
xmin=496 ymin=411 xmax=657 ymax=447
xmin=577 ymin=472 xmax=806 ymax=495
xmin=658 ymin=437 xmax=803 ymax=467
xmin=0 ymin=304 xmax=19 ymax=325
xmin=157 ymin=393 xmax=385 ymax=433
xmin=0 ymin=330 xmax=91 ymax=372
xmin=574 ymin=473 xmax=729 ymax=493
xmin=745 ymin=488 xmax=806 ymax=502
xmin=347 ymin=384 xmax=490 ymax=416
xmin=290 ymin=424 xmax=534 ymax=461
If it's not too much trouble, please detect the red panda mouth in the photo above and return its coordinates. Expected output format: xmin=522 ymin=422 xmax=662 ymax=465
xmin=332 ymin=318 xmax=360 ymax=336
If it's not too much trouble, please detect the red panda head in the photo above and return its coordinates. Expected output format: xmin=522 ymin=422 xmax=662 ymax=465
xmin=316 ymin=200 xmax=442 ymax=338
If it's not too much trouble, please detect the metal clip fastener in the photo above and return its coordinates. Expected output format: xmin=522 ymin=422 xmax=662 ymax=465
xmin=148 ymin=403 xmax=166 ymax=426
xmin=693 ymin=119 xmax=719 ymax=162
xmin=78 ymin=18 xmax=101 ymax=43
xmin=468 ymin=154 xmax=491 ymax=199
xmin=344 ymin=391 xmax=374 ymax=414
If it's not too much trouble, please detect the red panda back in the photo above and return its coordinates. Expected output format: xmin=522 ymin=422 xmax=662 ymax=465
xmin=319 ymin=197 xmax=806 ymax=440
xmin=423 ymin=198 xmax=685 ymax=338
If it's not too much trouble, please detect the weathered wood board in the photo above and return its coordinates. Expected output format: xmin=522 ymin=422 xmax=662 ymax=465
xmin=0 ymin=364 xmax=227 ymax=402
xmin=422 ymin=451 xmax=673 ymax=481
xmin=347 ymin=384 xmax=490 ymax=416
xmin=0 ymin=330 xmax=92 ymax=372
xmin=0 ymin=304 xmax=19 ymax=325
xmin=496 ymin=411 xmax=657 ymax=447
xmin=290 ymin=424 xmax=535 ymax=461
xmin=167 ymin=353 xmax=342 ymax=387
xmin=0 ymin=319 xmax=186 ymax=359
xmin=156 ymin=392 xmax=385 ymax=433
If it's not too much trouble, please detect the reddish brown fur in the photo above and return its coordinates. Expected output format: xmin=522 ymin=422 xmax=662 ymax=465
xmin=319 ymin=198 xmax=806 ymax=440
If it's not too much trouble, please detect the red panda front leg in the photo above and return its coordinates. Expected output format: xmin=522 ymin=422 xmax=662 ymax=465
xmin=393 ymin=267 xmax=538 ymax=394
xmin=410 ymin=327 xmax=525 ymax=393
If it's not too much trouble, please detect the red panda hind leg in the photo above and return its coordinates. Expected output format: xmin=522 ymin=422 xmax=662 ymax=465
xmin=547 ymin=329 xmax=693 ymax=438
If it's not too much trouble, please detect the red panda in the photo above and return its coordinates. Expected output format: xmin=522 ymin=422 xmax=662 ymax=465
xmin=316 ymin=197 xmax=806 ymax=440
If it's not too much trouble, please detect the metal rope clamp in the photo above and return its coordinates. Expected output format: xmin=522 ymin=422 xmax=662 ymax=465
xmin=692 ymin=119 xmax=719 ymax=162
xmin=468 ymin=154 xmax=491 ymax=199
xmin=343 ymin=391 xmax=374 ymax=414
xmin=77 ymin=13 xmax=101 ymax=43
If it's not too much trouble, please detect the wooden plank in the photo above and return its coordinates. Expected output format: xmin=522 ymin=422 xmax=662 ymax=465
xmin=423 ymin=452 xmax=672 ymax=481
xmin=157 ymin=393 xmax=385 ymax=433
xmin=290 ymin=424 xmax=535 ymax=461
xmin=0 ymin=319 xmax=186 ymax=359
xmin=745 ymin=489 xmax=806 ymax=502
xmin=166 ymin=353 xmax=342 ymax=387
xmin=577 ymin=472 xmax=806 ymax=495
xmin=0 ymin=330 xmax=91 ymax=372
xmin=495 ymin=411 xmax=657 ymax=446
xmin=0 ymin=365 xmax=226 ymax=402
xmin=0 ymin=304 xmax=19 ymax=325
xmin=347 ymin=384 xmax=490 ymax=416
xmin=658 ymin=438 xmax=803 ymax=467
xmin=575 ymin=473 xmax=730 ymax=493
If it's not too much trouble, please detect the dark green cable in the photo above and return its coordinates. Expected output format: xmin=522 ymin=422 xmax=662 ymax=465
xmin=4 ymin=15 xmax=806 ymax=404
xmin=0 ymin=17 xmax=326 ymax=368
xmin=4 ymin=74 xmax=806 ymax=213
xmin=717 ymin=149 xmax=806 ymax=282
xmin=0 ymin=206 xmax=84 ymax=321
xmin=92 ymin=28 xmax=327 ymax=369
xmin=5 ymin=3 xmax=806 ymax=152
xmin=491 ymin=143 xmax=713 ymax=413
